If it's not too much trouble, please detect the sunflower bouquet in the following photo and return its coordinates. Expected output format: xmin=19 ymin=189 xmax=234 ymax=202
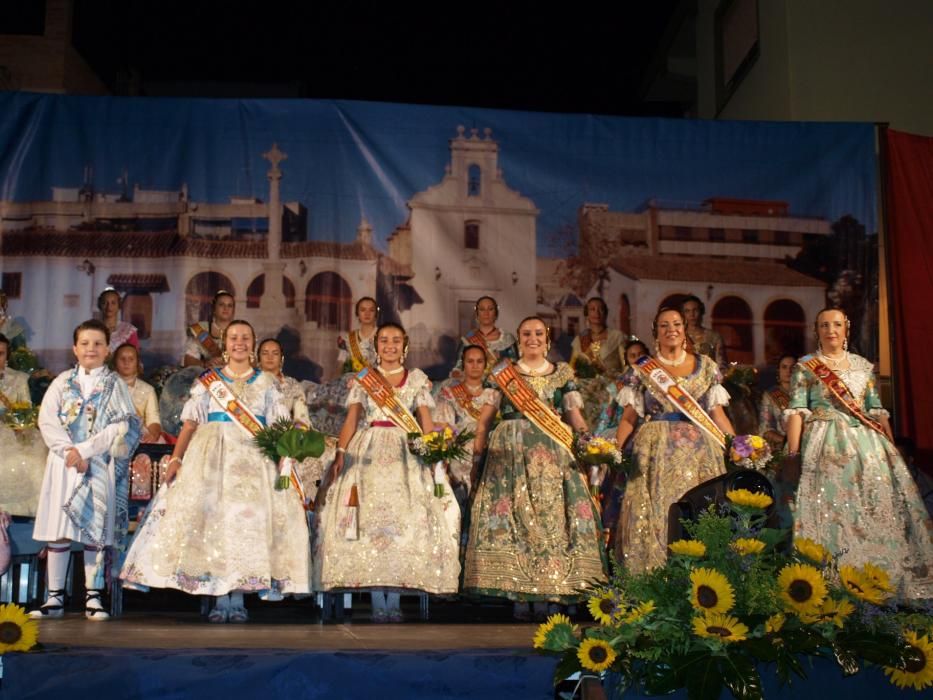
xmin=533 ymin=488 xmax=933 ymax=696
xmin=407 ymin=427 xmax=474 ymax=497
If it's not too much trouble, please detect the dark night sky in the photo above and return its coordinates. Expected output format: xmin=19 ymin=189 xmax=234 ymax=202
xmin=68 ymin=1 xmax=685 ymax=116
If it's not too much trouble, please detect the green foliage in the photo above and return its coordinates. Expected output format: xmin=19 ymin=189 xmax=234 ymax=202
xmin=252 ymin=418 xmax=325 ymax=463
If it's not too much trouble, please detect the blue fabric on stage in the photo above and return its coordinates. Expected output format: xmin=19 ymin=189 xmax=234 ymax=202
xmin=2 ymin=647 xmax=556 ymax=700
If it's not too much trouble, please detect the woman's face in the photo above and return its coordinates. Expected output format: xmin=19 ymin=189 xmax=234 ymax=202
xmin=462 ymin=347 xmax=487 ymax=382
xmin=682 ymin=300 xmax=702 ymax=327
xmin=475 ymin=298 xmax=498 ymax=327
xmin=778 ymin=356 xmax=796 ymax=384
xmin=258 ymin=342 xmax=282 ymax=373
xmin=114 ymin=346 xmax=139 ymax=379
xmin=101 ymin=292 xmax=120 ymax=320
xmin=626 ymin=343 xmax=647 ymax=367
xmin=224 ymin=323 xmax=254 ymax=363
xmin=817 ymin=310 xmax=847 ymax=352
xmin=356 ymin=299 xmax=377 ymax=326
xmin=213 ymin=294 xmax=235 ymax=323
xmin=518 ymin=319 xmax=548 ymax=359
xmin=377 ymin=327 xmax=406 ymax=365
xmin=656 ymin=311 xmax=685 ymax=349
xmin=586 ymin=300 xmax=606 ymax=327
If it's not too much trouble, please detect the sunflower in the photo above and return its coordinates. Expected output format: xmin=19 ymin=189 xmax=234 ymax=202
xmin=731 ymin=538 xmax=766 ymax=556
xmin=587 ymin=589 xmax=618 ymax=625
xmin=765 ymin=612 xmax=786 ymax=634
xmin=725 ymin=488 xmax=773 ymax=509
xmin=839 ymin=565 xmax=888 ymax=605
xmin=577 ymin=637 xmax=617 ymax=672
xmin=532 ymin=613 xmax=576 ymax=651
xmin=692 ymin=612 xmax=749 ymax=643
xmin=885 ymin=631 xmax=933 ymax=691
xmin=800 ymin=597 xmax=855 ymax=628
xmin=621 ymin=600 xmax=656 ymax=624
xmin=669 ymin=539 xmax=706 ymax=557
xmin=0 ymin=603 xmax=39 ymax=653
xmin=690 ymin=568 xmax=735 ymax=614
xmin=794 ymin=537 xmax=831 ymax=566
xmin=777 ymin=563 xmax=827 ymax=614
xmin=862 ymin=562 xmax=894 ymax=593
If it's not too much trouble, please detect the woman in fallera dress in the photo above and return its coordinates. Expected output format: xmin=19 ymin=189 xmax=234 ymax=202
xmin=112 ymin=343 xmax=162 ymax=444
xmin=614 ymin=308 xmax=734 ymax=573
xmin=121 ymin=320 xmax=311 ymax=622
xmin=312 ymin=323 xmax=460 ymax=622
xmin=451 ymin=296 xmax=517 ymax=376
xmin=758 ymin=353 xmax=797 ymax=528
xmin=569 ymin=297 xmax=625 ymax=427
xmin=784 ymin=308 xmax=933 ymax=600
xmin=97 ymin=288 xmax=139 ymax=354
xmin=182 ymin=290 xmax=235 ymax=368
xmin=463 ymin=316 xmax=606 ymax=620
xmin=682 ymin=295 xmax=726 ymax=368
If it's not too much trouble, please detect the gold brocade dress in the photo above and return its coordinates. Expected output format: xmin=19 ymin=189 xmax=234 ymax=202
xmin=463 ymin=362 xmax=607 ymax=602
xmin=615 ymin=354 xmax=729 ymax=572
xmin=569 ymin=329 xmax=626 ymax=427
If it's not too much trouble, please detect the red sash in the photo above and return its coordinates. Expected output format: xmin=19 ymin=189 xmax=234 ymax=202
xmin=803 ymin=357 xmax=890 ymax=442
xmin=769 ymin=387 xmax=790 ymax=412
xmin=189 ymin=322 xmax=220 ymax=358
xmin=464 ymin=330 xmax=499 ymax=366
xmin=490 ymin=361 xmax=574 ymax=455
xmin=198 ymin=369 xmax=265 ymax=437
xmin=447 ymin=380 xmax=483 ymax=421
xmin=355 ymin=367 xmax=423 ymax=434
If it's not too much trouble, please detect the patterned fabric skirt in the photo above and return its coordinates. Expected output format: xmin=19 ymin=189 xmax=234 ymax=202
xmin=463 ymin=418 xmax=606 ymax=602
xmin=796 ymin=413 xmax=933 ymax=600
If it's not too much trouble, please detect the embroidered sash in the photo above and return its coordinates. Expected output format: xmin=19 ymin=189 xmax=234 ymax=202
xmin=447 ymin=380 xmax=483 ymax=420
xmin=634 ymin=355 xmax=726 ymax=449
xmin=464 ymin=330 xmax=499 ymax=366
xmin=769 ymin=387 xmax=790 ymax=412
xmin=189 ymin=322 xmax=220 ymax=359
xmin=803 ymin=357 xmax=890 ymax=441
xmin=578 ymin=330 xmax=604 ymax=365
xmin=198 ymin=368 xmax=265 ymax=437
xmin=490 ymin=360 xmax=574 ymax=456
xmin=355 ymin=367 xmax=423 ymax=434
xmin=347 ymin=330 xmax=370 ymax=370
xmin=0 ymin=387 xmax=12 ymax=412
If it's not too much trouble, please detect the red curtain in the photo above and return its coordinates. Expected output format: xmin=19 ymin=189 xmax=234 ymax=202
xmin=884 ymin=129 xmax=933 ymax=460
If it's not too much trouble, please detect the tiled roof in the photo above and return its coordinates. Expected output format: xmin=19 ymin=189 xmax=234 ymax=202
xmin=281 ymin=240 xmax=379 ymax=260
xmin=106 ymin=273 xmax=170 ymax=293
xmin=609 ymin=254 xmax=825 ymax=287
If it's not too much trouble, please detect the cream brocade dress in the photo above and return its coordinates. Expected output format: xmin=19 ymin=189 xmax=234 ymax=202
xmin=788 ymin=354 xmax=933 ymax=600
xmin=121 ymin=370 xmax=311 ymax=596
xmin=312 ymin=369 xmax=460 ymax=594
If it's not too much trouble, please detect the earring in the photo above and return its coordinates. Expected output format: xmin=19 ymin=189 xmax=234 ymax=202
xmin=654 ymin=340 xmax=660 ymax=355
xmin=546 ymin=342 xmax=551 ymax=354
xmin=222 ymin=351 xmax=229 ymax=364
xmin=402 ymin=347 xmax=409 ymax=362
xmin=843 ymin=337 xmax=848 ymax=352
xmin=375 ymin=354 xmax=381 ymax=366
xmin=681 ymin=338 xmax=687 ymax=350
xmin=279 ymin=358 xmax=285 ymax=371
xmin=249 ymin=351 xmax=257 ymax=365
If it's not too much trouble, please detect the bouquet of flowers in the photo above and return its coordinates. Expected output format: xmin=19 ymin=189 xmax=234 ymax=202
xmin=726 ymin=434 xmax=774 ymax=471
xmin=7 ymin=346 xmax=40 ymax=373
xmin=407 ymin=427 xmax=474 ymax=497
xmin=533 ymin=488 xmax=933 ymax=697
xmin=571 ymin=355 xmax=599 ymax=379
xmin=1 ymin=401 xmax=38 ymax=431
xmin=252 ymin=418 xmax=326 ymax=491
xmin=573 ymin=432 xmax=633 ymax=496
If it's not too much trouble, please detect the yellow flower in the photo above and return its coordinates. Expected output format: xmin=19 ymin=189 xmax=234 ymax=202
xmin=777 ymin=563 xmax=828 ymax=615
xmin=731 ymin=538 xmax=766 ymax=556
xmin=443 ymin=426 xmax=454 ymax=439
xmin=690 ymin=568 xmax=735 ymax=614
xmin=765 ymin=613 xmax=786 ymax=633
xmin=577 ymin=638 xmax=618 ymax=672
xmin=586 ymin=445 xmax=601 ymax=455
xmin=885 ymin=630 xmax=933 ymax=691
xmin=692 ymin=612 xmax=749 ymax=643
xmin=0 ymin=603 xmax=39 ymax=653
xmin=532 ymin=613 xmax=574 ymax=650
xmin=749 ymin=435 xmax=767 ymax=450
xmin=621 ymin=600 xmax=656 ymax=624
xmin=839 ymin=565 xmax=888 ymax=605
xmin=725 ymin=488 xmax=773 ymax=509
xmin=800 ymin=597 xmax=855 ymax=628
xmin=862 ymin=562 xmax=894 ymax=593
xmin=669 ymin=539 xmax=707 ymax=557
xmin=587 ymin=589 xmax=617 ymax=625
xmin=794 ymin=537 xmax=831 ymax=566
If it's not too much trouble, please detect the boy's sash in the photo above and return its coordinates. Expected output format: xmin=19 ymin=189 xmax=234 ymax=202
xmin=634 ymin=355 xmax=726 ymax=449
xmin=802 ymin=357 xmax=890 ymax=442
xmin=447 ymin=380 xmax=483 ymax=420
xmin=464 ymin=330 xmax=499 ymax=366
xmin=189 ymin=322 xmax=220 ymax=358
xmin=490 ymin=360 xmax=574 ymax=456
xmin=347 ymin=330 xmax=370 ymax=369
xmin=198 ymin=368 xmax=265 ymax=437
xmin=355 ymin=367 xmax=423 ymax=434
xmin=769 ymin=387 xmax=790 ymax=412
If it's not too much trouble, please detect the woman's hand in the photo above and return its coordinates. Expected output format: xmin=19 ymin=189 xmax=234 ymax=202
xmin=164 ymin=456 xmax=182 ymax=484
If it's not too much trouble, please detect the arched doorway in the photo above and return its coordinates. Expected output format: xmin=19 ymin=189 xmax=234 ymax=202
xmin=246 ymin=274 xmax=296 ymax=309
xmin=712 ymin=296 xmax=754 ymax=364
xmin=305 ymin=272 xmax=352 ymax=330
xmin=764 ymin=299 xmax=806 ymax=362
xmin=185 ymin=272 xmax=235 ymax=325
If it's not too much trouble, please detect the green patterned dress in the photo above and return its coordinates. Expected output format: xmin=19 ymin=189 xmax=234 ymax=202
xmin=463 ymin=362 xmax=607 ymax=602
xmin=789 ymin=353 xmax=933 ymax=600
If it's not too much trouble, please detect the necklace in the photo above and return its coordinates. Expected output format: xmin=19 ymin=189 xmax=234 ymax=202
xmin=377 ymin=365 xmax=405 ymax=376
xmin=479 ymin=326 xmax=498 ymax=339
xmin=463 ymin=382 xmax=484 ymax=395
xmin=518 ymin=360 xmax=550 ymax=376
xmin=818 ymin=349 xmax=848 ymax=368
xmin=223 ymin=366 xmax=254 ymax=379
xmin=656 ymin=349 xmax=688 ymax=367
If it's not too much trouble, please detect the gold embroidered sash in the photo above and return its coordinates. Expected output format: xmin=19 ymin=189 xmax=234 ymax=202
xmin=347 ymin=330 xmax=370 ymax=369
xmin=490 ymin=360 xmax=574 ymax=456
xmin=355 ymin=367 xmax=423 ymax=434
xmin=447 ymin=380 xmax=483 ymax=421
xmin=198 ymin=368 xmax=265 ymax=437
xmin=769 ymin=387 xmax=790 ymax=412
xmin=464 ymin=330 xmax=499 ymax=366
xmin=803 ymin=357 xmax=890 ymax=442
xmin=189 ymin=322 xmax=220 ymax=358
xmin=634 ymin=355 xmax=726 ymax=449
